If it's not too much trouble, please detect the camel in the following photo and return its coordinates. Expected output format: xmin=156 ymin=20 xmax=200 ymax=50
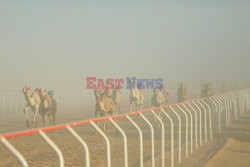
xmin=111 ymin=88 xmax=122 ymax=115
xmin=201 ymin=83 xmax=213 ymax=97
xmin=151 ymin=88 xmax=168 ymax=108
xmin=22 ymin=86 xmax=42 ymax=128
xmin=151 ymin=87 xmax=169 ymax=126
xmin=129 ymin=84 xmax=144 ymax=112
xmin=40 ymin=89 xmax=57 ymax=126
xmin=94 ymin=89 xmax=115 ymax=132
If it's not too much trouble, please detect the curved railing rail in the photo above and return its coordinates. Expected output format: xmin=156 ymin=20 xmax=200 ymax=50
xmin=0 ymin=89 xmax=249 ymax=167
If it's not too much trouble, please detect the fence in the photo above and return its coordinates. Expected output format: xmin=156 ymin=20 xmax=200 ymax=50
xmin=0 ymin=89 xmax=249 ymax=167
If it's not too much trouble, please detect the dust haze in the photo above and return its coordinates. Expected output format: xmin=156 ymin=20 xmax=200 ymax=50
xmin=0 ymin=1 xmax=250 ymax=123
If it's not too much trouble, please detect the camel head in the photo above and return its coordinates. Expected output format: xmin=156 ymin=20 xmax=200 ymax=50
xmin=154 ymin=88 xmax=159 ymax=95
xmin=94 ymin=89 xmax=101 ymax=96
xmin=23 ymin=86 xmax=31 ymax=94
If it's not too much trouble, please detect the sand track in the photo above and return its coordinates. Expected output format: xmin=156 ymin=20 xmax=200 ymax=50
xmin=1 ymin=108 xmax=250 ymax=167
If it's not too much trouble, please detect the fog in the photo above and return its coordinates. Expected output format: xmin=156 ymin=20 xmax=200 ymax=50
xmin=0 ymin=1 xmax=250 ymax=116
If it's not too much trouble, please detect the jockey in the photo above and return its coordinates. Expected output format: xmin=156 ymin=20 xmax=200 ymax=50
xmin=48 ymin=90 xmax=54 ymax=98
xmin=105 ymin=85 xmax=111 ymax=98
xmin=160 ymin=85 xmax=169 ymax=98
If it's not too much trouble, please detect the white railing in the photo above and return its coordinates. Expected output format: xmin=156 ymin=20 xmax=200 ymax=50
xmin=0 ymin=89 xmax=249 ymax=167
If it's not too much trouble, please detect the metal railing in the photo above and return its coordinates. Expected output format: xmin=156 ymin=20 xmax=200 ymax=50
xmin=0 ymin=89 xmax=249 ymax=167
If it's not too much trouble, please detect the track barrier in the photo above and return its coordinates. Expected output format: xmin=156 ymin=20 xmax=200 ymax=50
xmin=0 ymin=89 xmax=249 ymax=167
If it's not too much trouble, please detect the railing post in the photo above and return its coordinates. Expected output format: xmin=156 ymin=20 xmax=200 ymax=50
xmin=222 ymin=94 xmax=231 ymax=126
xmin=182 ymin=104 xmax=193 ymax=154
xmin=226 ymin=93 xmax=235 ymax=121
xmin=192 ymin=101 xmax=203 ymax=146
xmin=220 ymin=94 xmax=230 ymax=126
xmin=201 ymin=99 xmax=213 ymax=140
xmin=66 ymin=126 xmax=90 ymax=167
xmin=211 ymin=96 xmax=221 ymax=133
xmin=161 ymin=108 xmax=174 ymax=167
xmin=231 ymin=93 xmax=238 ymax=120
xmin=197 ymin=101 xmax=208 ymax=143
xmin=214 ymin=95 xmax=224 ymax=132
xmin=139 ymin=113 xmax=155 ymax=167
xmin=1 ymin=137 xmax=28 ymax=167
xmin=39 ymin=131 xmax=64 ymax=167
xmin=9 ymin=93 xmax=16 ymax=113
xmin=90 ymin=121 xmax=111 ymax=167
xmin=169 ymin=106 xmax=182 ymax=163
xmin=186 ymin=103 xmax=198 ymax=150
xmin=126 ymin=115 xmax=143 ymax=167
xmin=109 ymin=118 xmax=128 ymax=167
xmin=1 ymin=92 xmax=8 ymax=115
xmin=177 ymin=105 xmax=189 ymax=158
xmin=151 ymin=110 xmax=165 ymax=167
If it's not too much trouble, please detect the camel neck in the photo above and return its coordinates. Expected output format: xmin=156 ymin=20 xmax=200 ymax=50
xmin=24 ymin=92 xmax=32 ymax=106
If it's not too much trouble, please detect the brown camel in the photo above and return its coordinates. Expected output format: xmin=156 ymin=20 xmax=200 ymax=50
xmin=40 ymin=89 xmax=57 ymax=126
xmin=94 ymin=89 xmax=115 ymax=132
xmin=22 ymin=86 xmax=41 ymax=128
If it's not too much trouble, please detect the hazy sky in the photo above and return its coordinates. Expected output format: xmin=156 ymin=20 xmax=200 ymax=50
xmin=0 ymin=1 xmax=250 ymax=91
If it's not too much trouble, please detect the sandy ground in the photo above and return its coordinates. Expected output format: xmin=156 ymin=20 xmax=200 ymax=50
xmin=0 ymin=104 xmax=250 ymax=167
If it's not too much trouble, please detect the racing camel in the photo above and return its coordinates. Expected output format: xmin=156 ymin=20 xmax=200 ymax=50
xmin=151 ymin=86 xmax=169 ymax=126
xmin=94 ymin=89 xmax=115 ymax=132
xmin=129 ymin=84 xmax=144 ymax=112
xmin=23 ymin=86 xmax=41 ymax=128
xmin=40 ymin=89 xmax=57 ymax=126
xmin=151 ymin=87 xmax=169 ymax=108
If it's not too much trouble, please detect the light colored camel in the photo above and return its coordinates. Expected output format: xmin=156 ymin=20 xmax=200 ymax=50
xmin=151 ymin=88 xmax=168 ymax=108
xmin=40 ymin=89 xmax=57 ymax=126
xmin=129 ymin=85 xmax=144 ymax=112
xmin=111 ymin=88 xmax=122 ymax=115
xmin=151 ymin=88 xmax=169 ymax=126
xmin=23 ymin=86 xmax=41 ymax=128
xmin=94 ymin=89 xmax=115 ymax=132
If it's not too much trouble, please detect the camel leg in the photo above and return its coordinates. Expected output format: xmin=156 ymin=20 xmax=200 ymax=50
xmin=52 ymin=114 xmax=56 ymax=125
xmin=95 ymin=111 xmax=101 ymax=126
xmin=47 ymin=115 xmax=52 ymax=125
xmin=118 ymin=104 xmax=121 ymax=114
xmin=32 ymin=107 xmax=39 ymax=128
xmin=103 ymin=120 xmax=108 ymax=132
xmin=93 ymin=111 xmax=101 ymax=134
xmin=40 ymin=112 xmax=45 ymax=127
xmin=24 ymin=106 xmax=30 ymax=128
xmin=139 ymin=103 xmax=143 ymax=111
xmin=130 ymin=103 xmax=134 ymax=113
xmin=49 ymin=103 xmax=56 ymax=126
